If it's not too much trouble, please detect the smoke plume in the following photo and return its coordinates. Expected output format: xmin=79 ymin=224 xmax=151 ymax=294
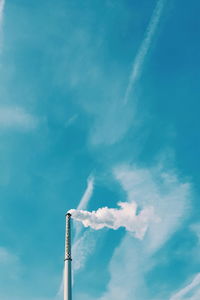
xmin=69 ymin=202 xmax=158 ymax=240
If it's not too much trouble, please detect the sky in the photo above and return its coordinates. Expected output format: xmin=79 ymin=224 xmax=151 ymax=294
xmin=0 ymin=0 xmax=200 ymax=299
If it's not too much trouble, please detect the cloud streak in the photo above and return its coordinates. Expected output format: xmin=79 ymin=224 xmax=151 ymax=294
xmin=96 ymin=163 xmax=192 ymax=300
xmin=72 ymin=229 xmax=97 ymax=272
xmin=74 ymin=175 xmax=95 ymax=240
xmin=0 ymin=0 xmax=5 ymax=26
xmin=124 ymin=0 xmax=166 ymax=103
xmin=0 ymin=0 xmax=5 ymax=49
xmin=72 ymin=175 xmax=96 ymax=271
xmin=114 ymin=164 xmax=191 ymax=252
xmin=170 ymin=273 xmax=200 ymax=300
xmin=77 ymin=175 xmax=94 ymax=211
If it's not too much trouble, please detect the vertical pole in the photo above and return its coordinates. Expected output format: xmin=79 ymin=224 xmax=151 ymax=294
xmin=64 ymin=213 xmax=72 ymax=300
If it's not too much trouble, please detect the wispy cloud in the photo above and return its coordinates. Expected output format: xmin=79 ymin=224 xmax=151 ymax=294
xmin=72 ymin=175 xmax=95 ymax=271
xmin=0 ymin=0 xmax=5 ymax=49
xmin=97 ymin=163 xmax=192 ymax=300
xmin=89 ymin=0 xmax=167 ymax=144
xmin=170 ymin=273 xmax=200 ymax=300
xmin=0 ymin=106 xmax=38 ymax=131
xmin=124 ymin=0 xmax=166 ymax=103
xmin=77 ymin=175 xmax=94 ymax=211
xmin=0 ymin=0 xmax=5 ymax=27
xmin=72 ymin=229 xmax=97 ymax=272
xmin=73 ymin=175 xmax=94 ymax=241
xmin=114 ymin=164 xmax=191 ymax=252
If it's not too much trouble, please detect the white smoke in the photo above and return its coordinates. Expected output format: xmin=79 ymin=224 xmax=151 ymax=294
xmin=69 ymin=201 xmax=159 ymax=240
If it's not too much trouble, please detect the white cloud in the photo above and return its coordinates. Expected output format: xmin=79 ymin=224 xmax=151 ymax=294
xmin=99 ymin=234 xmax=147 ymax=300
xmin=72 ymin=175 xmax=96 ymax=272
xmin=114 ymin=164 xmax=191 ymax=252
xmin=0 ymin=0 xmax=5 ymax=24
xmin=73 ymin=174 xmax=95 ymax=243
xmin=124 ymin=0 xmax=166 ymax=103
xmin=56 ymin=1 xmax=166 ymax=146
xmin=89 ymin=0 xmax=167 ymax=144
xmin=0 ymin=0 xmax=5 ymax=50
xmin=0 ymin=106 xmax=38 ymax=131
xmin=169 ymin=273 xmax=200 ymax=300
xmin=96 ymin=163 xmax=192 ymax=300
xmin=77 ymin=175 xmax=94 ymax=211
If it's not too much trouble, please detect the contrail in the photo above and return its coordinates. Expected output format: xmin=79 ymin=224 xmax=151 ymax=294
xmin=69 ymin=201 xmax=158 ymax=240
xmin=124 ymin=0 xmax=166 ymax=103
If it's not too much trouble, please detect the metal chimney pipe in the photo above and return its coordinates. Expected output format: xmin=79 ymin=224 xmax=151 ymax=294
xmin=64 ymin=213 xmax=72 ymax=300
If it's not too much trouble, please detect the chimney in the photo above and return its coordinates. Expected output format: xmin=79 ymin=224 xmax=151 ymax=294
xmin=64 ymin=213 xmax=72 ymax=300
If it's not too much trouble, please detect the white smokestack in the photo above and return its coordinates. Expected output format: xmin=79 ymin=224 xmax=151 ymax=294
xmin=69 ymin=202 xmax=158 ymax=240
xmin=64 ymin=213 xmax=72 ymax=300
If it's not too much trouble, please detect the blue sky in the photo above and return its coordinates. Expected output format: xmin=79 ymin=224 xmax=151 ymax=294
xmin=0 ymin=0 xmax=200 ymax=299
